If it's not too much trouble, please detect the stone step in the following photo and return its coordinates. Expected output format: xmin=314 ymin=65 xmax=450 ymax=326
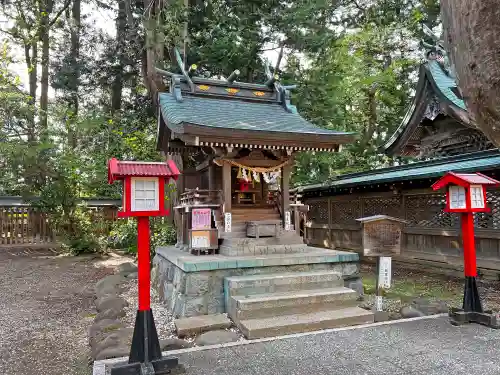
xmin=219 ymin=244 xmax=307 ymax=256
xmin=225 ymin=271 xmax=344 ymax=296
xmin=237 ymin=307 xmax=374 ymax=339
xmin=230 ymin=287 xmax=358 ymax=320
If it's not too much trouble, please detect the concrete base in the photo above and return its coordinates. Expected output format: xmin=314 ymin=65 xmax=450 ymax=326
xmin=152 ymin=246 xmax=360 ymax=318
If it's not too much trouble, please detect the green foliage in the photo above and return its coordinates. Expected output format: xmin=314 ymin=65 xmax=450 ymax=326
xmin=0 ymin=0 xmax=442 ymax=251
xmin=109 ymin=218 xmax=176 ymax=256
xmin=56 ymin=206 xmax=108 ymax=255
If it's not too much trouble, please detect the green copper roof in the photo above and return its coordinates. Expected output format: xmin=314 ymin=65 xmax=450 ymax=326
xmin=159 ymin=93 xmax=353 ymax=136
xmin=299 ymin=150 xmax=500 ymax=191
xmin=427 ymin=60 xmax=466 ymax=110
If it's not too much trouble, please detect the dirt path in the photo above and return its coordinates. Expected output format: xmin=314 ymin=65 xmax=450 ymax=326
xmin=0 ymin=247 xmax=131 ymax=375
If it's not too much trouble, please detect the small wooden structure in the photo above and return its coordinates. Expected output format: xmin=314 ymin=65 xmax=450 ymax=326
xmin=157 ymin=49 xmax=355 ymax=250
xmin=356 ymin=215 xmax=407 ymax=257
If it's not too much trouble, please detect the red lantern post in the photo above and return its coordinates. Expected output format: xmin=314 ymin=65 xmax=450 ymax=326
xmin=108 ymin=158 xmax=181 ymax=374
xmin=432 ymin=172 xmax=500 ymax=328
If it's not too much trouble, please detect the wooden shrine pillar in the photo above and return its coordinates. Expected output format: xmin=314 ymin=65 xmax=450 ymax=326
xmin=222 ymin=161 xmax=232 ymax=213
xmin=281 ymin=162 xmax=291 ymax=226
xmin=208 ymin=158 xmax=216 ymax=191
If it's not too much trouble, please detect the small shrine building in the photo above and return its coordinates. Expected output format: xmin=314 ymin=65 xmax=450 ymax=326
xmin=151 ymin=53 xmax=374 ymax=336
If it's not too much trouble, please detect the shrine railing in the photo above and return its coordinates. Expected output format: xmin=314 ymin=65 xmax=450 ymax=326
xmin=179 ymin=189 xmax=222 ymax=208
xmin=303 ymin=188 xmax=500 ymax=276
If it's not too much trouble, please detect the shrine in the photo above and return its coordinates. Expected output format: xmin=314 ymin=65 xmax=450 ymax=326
xmin=151 ymin=49 xmax=374 ymax=339
xmin=298 ymin=28 xmax=500 ymax=278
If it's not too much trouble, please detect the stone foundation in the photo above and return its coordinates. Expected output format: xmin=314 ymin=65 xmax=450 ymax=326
xmin=152 ymin=246 xmax=361 ymax=318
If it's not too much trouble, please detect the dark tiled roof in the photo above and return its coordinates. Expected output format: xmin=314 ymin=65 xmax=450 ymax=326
xmin=159 ymin=93 xmax=353 ymax=136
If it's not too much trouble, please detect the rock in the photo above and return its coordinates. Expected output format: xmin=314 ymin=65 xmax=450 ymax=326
xmin=94 ymin=307 xmax=126 ymax=322
xmin=118 ymin=262 xmax=138 ymax=276
xmin=400 ymin=305 xmax=426 ymax=319
xmin=373 ymin=311 xmax=390 ymax=322
xmin=194 ymin=330 xmax=240 ymax=346
xmin=95 ymin=346 xmax=130 ymax=361
xmin=411 ymin=298 xmax=449 ymax=315
xmin=88 ymin=319 xmax=125 ymax=345
xmin=126 ymin=272 xmax=138 ymax=279
xmin=159 ymin=338 xmax=193 ymax=351
xmin=346 ymin=278 xmax=364 ymax=299
xmin=96 ymin=274 xmax=126 ymax=292
xmin=175 ymin=314 xmax=232 ymax=338
xmin=96 ymin=296 xmax=129 ymax=312
xmin=91 ymin=330 xmax=132 ymax=359
xmin=95 ymin=285 xmax=123 ymax=299
xmin=90 ymin=327 xmax=134 ymax=348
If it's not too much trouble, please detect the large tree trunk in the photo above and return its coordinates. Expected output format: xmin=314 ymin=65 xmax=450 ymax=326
xmin=111 ymin=0 xmax=126 ymax=113
xmin=68 ymin=0 xmax=81 ymax=148
xmin=441 ymin=0 xmax=500 ymax=146
xmin=24 ymin=42 xmax=37 ymax=143
xmin=39 ymin=0 xmax=52 ymax=138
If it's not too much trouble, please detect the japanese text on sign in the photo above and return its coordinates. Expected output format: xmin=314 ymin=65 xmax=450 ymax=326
xmin=378 ymin=256 xmax=392 ymax=289
xmin=192 ymin=208 xmax=211 ymax=230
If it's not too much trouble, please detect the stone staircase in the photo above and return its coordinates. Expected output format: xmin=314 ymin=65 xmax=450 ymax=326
xmin=225 ymin=271 xmax=374 ymax=339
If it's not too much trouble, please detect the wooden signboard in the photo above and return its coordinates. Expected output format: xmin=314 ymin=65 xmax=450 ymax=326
xmin=192 ymin=208 xmax=211 ymax=230
xmin=356 ymin=215 xmax=407 ymax=257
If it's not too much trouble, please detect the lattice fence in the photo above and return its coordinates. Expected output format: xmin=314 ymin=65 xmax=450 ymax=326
xmin=405 ymin=193 xmax=458 ymax=228
xmin=362 ymin=196 xmax=402 ymax=219
xmin=474 ymin=190 xmax=500 ymax=229
xmin=308 ymin=199 xmax=329 ymax=224
xmin=331 ymin=199 xmax=361 ymax=224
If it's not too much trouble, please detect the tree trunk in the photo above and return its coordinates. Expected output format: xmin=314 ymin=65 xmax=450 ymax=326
xmin=68 ymin=0 xmax=81 ymax=148
xmin=441 ymin=0 xmax=500 ymax=146
xmin=39 ymin=0 xmax=51 ymax=138
xmin=111 ymin=0 xmax=126 ymax=113
xmin=24 ymin=42 xmax=37 ymax=143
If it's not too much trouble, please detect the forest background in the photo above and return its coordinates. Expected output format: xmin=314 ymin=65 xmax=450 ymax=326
xmin=0 ymin=0 xmax=441 ymax=252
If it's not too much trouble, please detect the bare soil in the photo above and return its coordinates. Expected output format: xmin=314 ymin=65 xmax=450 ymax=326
xmin=0 ymin=247 xmax=132 ymax=375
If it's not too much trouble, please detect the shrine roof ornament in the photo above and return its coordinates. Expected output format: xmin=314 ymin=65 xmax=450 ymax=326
xmin=382 ymin=24 xmax=475 ymax=158
xmin=155 ymin=48 xmax=356 ymax=153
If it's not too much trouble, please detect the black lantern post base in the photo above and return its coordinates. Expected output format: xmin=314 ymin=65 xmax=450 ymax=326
xmin=110 ymin=310 xmax=179 ymax=375
xmin=449 ymin=276 xmax=500 ymax=329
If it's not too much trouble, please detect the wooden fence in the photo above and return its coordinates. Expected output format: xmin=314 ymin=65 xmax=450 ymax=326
xmin=0 ymin=206 xmax=53 ymax=246
xmin=304 ymin=188 xmax=500 ymax=278
xmin=0 ymin=198 xmax=120 ymax=247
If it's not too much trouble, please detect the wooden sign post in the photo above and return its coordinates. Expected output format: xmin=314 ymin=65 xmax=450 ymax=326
xmin=108 ymin=158 xmax=181 ymax=375
xmin=356 ymin=215 xmax=407 ymax=315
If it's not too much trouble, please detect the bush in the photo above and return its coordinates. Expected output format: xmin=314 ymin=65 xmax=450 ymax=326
xmin=109 ymin=218 xmax=176 ymax=256
xmin=55 ymin=207 xmax=108 ymax=255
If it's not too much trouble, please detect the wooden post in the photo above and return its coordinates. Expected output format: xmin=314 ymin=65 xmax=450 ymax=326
xmin=222 ymin=161 xmax=232 ymax=213
xmin=281 ymin=163 xmax=291 ymax=227
xmin=208 ymin=159 xmax=216 ymax=191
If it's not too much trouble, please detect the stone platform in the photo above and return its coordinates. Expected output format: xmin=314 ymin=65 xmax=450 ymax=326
xmin=152 ymin=246 xmax=362 ymax=319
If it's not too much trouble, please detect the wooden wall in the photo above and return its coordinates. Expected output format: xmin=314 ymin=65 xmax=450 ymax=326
xmin=304 ymin=188 xmax=500 ymax=278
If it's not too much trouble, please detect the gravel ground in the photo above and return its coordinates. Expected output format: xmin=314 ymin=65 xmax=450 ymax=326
xmin=121 ymin=280 xmax=244 ymax=344
xmin=0 ymin=247 xmax=132 ymax=375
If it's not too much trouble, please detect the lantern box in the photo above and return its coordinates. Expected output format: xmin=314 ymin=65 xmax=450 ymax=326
xmin=108 ymin=158 xmax=180 ymax=218
xmin=432 ymin=172 xmax=499 ymax=213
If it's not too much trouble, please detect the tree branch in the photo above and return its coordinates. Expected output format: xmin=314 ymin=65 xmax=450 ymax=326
xmin=48 ymin=0 xmax=72 ymax=28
